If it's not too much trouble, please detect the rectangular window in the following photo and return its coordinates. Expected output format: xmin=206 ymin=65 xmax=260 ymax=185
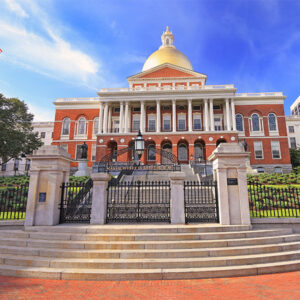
xmin=148 ymin=115 xmax=156 ymax=132
xmin=92 ymin=144 xmax=96 ymax=161
xmin=163 ymin=115 xmax=171 ymax=131
xmin=25 ymin=159 xmax=30 ymax=171
xmin=271 ymin=141 xmax=281 ymax=159
xmin=214 ymin=117 xmax=222 ymax=131
xmin=290 ymin=137 xmax=297 ymax=149
xmin=40 ymin=132 xmax=46 ymax=139
xmin=76 ymin=145 xmax=82 ymax=160
xmin=133 ymin=107 xmax=141 ymax=112
xmin=114 ymin=107 xmax=120 ymax=113
xmin=14 ymin=159 xmax=19 ymax=171
xmin=254 ymin=141 xmax=263 ymax=159
xmin=1 ymin=163 xmax=6 ymax=172
xmin=132 ymin=115 xmax=140 ymax=131
xmin=289 ymin=126 xmax=295 ymax=133
xmin=193 ymin=114 xmax=202 ymax=130
xmin=193 ymin=105 xmax=201 ymax=111
xmin=213 ymin=105 xmax=221 ymax=110
xmin=112 ymin=119 xmax=119 ymax=133
xmin=178 ymin=114 xmax=186 ymax=130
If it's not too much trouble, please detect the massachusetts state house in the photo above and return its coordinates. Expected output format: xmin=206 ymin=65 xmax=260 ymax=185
xmin=52 ymin=27 xmax=291 ymax=173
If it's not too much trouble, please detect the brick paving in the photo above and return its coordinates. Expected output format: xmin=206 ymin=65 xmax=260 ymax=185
xmin=0 ymin=272 xmax=300 ymax=300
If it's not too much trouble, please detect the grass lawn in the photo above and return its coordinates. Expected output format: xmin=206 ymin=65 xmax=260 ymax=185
xmin=0 ymin=211 xmax=26 ymax=220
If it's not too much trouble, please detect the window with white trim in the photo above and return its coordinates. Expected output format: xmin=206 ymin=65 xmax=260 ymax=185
xmin=236 ymin=114 xmax=244 ymax=131
xmin=93 ymin=117 xmax=99 ymax=134
xmin=178 ymin=114 xmax=186 ymax=130
xmin=112 ymin=119 xmax=119 ymax=133
xmin=271 ymin=141 xmax=281 ymax=159
xmin=148 ymin=115 xmax=156 ymax=132
xmin=132 ymin=115 xmax=140 ymax=131
xmin=76 ymin=145 xmax=82 ymax=160
xmin=193 ymin=114 xmax=202 ymax=130
xmin=163 ymin=114 xmax=171 ymax=131
xmin=62 ymin=118 xmax=70 ymax=136
xmin=251 ymin=114 xmax=260 ymax=131
xmin=254 ymin=141 xmax=263 ymax=159
xmin=91 ymin=144 xmax=96 ymax=161
xmin=147 ymin=144 xmax=156 ymax=161
xmin=77 ymin=117 xmax=86 ymax=135
xmin=268 ymin=113 xmax=277 ymax=131
xmin=214 ymin=117 xmax=222 ymax=131
xmin=288 ymin=126 xmax=294 ymax=133
xmin=290 ymin=137 xmax=296 ymax=149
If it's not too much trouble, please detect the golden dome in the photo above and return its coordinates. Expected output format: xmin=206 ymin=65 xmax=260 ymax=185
xmin=142 ymin=27 xmax=193 ymax=72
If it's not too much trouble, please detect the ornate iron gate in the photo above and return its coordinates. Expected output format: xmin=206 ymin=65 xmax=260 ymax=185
xmin=106 ymin=181 xmax=170 ymax=223
xmin=59 ymin=179 xmax=93 ymax=223
xmin=184 ymin=181 xmax=219 ymax=223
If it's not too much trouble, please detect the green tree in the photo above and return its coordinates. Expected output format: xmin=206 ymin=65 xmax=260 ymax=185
xmin=290 ymin=148 xmax=300 ymax=169
xmin=0 ymin=94 xmax=43 ymax=164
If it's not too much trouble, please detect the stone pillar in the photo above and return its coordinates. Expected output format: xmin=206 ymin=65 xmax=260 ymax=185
xmin=103 ymin=103 xmax=108 ymax=133
xmin=90 ymin=173 xmax=110 ymax=224
xmin=172 ymin=100 xmax=176 ymax=132
xmin=156 ymin=100 xmax=161 ymax=133
xmin=140 ymin=101 xmax=145 ymax=133
xmin=188 ymin=99 xmax=193 ymax=132
xmin=25 ymin=146 xmax=71 ymax=226
xmin=98 ymin=102 xmax=104 ymax=133
xmin=108 ymin=106 xmax=112 ymax=133
xmin=225 ymin=98 xmax=231 ymax=131
xmin=204 ymin=98 xmax=209 ymax=131
xmin=209 ymin=98 xmax=214 ymax=131
xmin=231 ymin=99 xmax=236 ymax=130
xmin=119 ymin=101 xmax=124 ymax=133
xmin=124 ymin=102 xmax=129 ymax=133
xmin=208 ymin=143 xmax=251 ymax=225
xmin=169 ymin=172 xmax=186 ymax=224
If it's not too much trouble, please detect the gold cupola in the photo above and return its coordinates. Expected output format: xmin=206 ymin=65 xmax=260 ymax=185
xmin=142 ymin=27 xmax=193 ymax=72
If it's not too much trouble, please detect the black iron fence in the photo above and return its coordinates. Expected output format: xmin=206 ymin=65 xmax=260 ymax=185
xmin=184 ymin=181 xmax=219 ymax=223
xmin=0 ymin=184 xmax=29 ymax=220
xmin=248 ymin=181 xmax=300 ymax=218
xmin=59 ymin=179 xmax=93 ymax=223
xmin=106 ymin=180 xmax=171 ymax=223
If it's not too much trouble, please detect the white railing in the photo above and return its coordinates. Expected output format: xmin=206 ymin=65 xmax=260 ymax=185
xmin=55 ymin=97 xmax=100 ymax=102
xmin=236 ymin=92 xmax=283 ymax=97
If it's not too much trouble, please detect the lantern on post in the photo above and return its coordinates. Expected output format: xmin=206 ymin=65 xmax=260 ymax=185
xmin=135 ymin=130 xmax=145 ymax=162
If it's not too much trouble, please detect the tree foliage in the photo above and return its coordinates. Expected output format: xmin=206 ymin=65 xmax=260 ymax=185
xmin=290 ymin=148 xmax=300 ymax=169
xmin=0 ymin=94 xmax=43 ymax=164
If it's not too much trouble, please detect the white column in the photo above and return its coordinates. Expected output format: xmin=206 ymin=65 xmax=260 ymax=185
xmin=124 ymin=102 xmax=129 ymax=133
xmin=172 ymin=100 xmax=176 ymax=132
xmin=140 ymin=101 xmax=145 ymax=133
xmin=108 ymin=106 xmax=112 ymax=133
xmin=156 ymin=100 xmax=161 ymax=133
xmin=98 ymin=102 xmax=104 ymax=133
xmin=231 ymin=98 xmax=236 ymax=130
xmin=225 ymin=98 xmax=231 ymax=131
xmin=103 ymin=103 xmax=108 ymax=133
xmin=204 ymin=98 xmax=209 ymax=131
xmin=188 ymin=99 xmax=193 ymax=132
xmin=209 ymin=98 xmax=214 ymax=131
xmin=119 ymin=101 xmax=124 ymax=133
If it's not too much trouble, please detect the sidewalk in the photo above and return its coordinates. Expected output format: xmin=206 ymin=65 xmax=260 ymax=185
xmin=1 ymin=271 xmax=300 ymax=300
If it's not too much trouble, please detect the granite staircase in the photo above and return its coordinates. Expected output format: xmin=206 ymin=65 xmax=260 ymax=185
xmin=0 ymin=224 xmax=300 ymax=280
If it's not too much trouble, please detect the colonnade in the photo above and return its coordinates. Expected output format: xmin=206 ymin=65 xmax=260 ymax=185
xmin=98 ymin=98 xmax=236 ymax=134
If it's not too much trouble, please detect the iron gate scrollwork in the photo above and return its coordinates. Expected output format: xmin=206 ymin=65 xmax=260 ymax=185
xmin=59 ymin=179 xmax=93 ymax=223
xmin=106 ymin=180 xmax=170 ymax=223
xmin=184 ymin=181 xmax=219 ymax=223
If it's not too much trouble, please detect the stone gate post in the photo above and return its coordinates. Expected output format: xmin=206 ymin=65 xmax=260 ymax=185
xmin=208 ymin=143 xmax=251 ymax=225
xmin=25 ymin=146 xmax=71 ymax=226
xmin=90 ymin=173 xmax=110 ymax=224
xmin=169 ymin=172 xmax=186 ymax=224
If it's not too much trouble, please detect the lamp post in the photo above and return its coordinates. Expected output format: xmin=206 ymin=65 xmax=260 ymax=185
xmin=135 ymin=130 xmax=145 ymax=164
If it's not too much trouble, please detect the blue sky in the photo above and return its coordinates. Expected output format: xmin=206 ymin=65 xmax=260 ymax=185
xmin=0 ymin=0 xmax=300 ymax=120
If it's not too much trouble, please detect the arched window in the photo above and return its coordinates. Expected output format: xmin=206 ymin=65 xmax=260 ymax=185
xmin=194 ymin=143 xmax=204 ymax=161
xmin=147 ymin=144 xmax=156 ymax=161
xmin=235 ymin=114 xmax=244 ymax=131
xmin=62 ymin=118 xmax=70 ymax=135
xmin=252 ymin=114 xmax=260 ymax=131
xmin=77 ymin=117 xmax=86 ymax=135
xmin=93 ymin=117 xmax=99 ymax=134
xmin=178 ymin=143 xmax=188 ymax=161
xmin=268 ymin=113 xmax=277 ymax=131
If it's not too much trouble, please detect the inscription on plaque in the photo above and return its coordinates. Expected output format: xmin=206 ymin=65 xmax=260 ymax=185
xmin=38 ymin=192 xmax=46 ymax=202
xmin=227 ymin=178 xmax=238 ymax=186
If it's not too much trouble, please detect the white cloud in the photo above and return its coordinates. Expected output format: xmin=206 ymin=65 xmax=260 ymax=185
xmin=27 ymin=102 xmax=54 ymax=122
xmin=4 ymin=0 xmax=28 ymax=18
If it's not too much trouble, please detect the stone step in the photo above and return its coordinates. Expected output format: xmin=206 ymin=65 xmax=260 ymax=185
xmin=1 ymin=241 xmax=300 ymax=259
xmin=0 ymin=259 xmax=300 ymax=281
xmin=0 ymin=228 xmax=292 ymax=242
xmin=1 ymin=233 xmax=299 ymax=250
xmin=2 ymin=249 xmax=300 ymax=269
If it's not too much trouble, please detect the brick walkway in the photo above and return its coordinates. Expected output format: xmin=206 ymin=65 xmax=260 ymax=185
xmin=1 ymin=272 xmax=300 ymax=300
